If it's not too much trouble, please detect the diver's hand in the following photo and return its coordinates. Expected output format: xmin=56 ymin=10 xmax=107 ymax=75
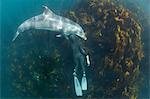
xmin=86 ymin=55 xmax=90 ymax=66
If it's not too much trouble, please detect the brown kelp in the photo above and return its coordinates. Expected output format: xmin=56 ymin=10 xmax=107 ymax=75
xmin=67 ymin=0 xmax=144 ymax=98
xmin=8 ymin=30 xmax=74 ymax=98
xmin=8 ymin=0 xmax=146 ymax=98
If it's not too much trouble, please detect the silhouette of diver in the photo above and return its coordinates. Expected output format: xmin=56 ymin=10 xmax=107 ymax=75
xmin=68 ymin=34 xmax=88 ymax=96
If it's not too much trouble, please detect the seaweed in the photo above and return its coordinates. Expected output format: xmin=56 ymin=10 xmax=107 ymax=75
xmin=66 ymin=0 xmax=144 ymax=98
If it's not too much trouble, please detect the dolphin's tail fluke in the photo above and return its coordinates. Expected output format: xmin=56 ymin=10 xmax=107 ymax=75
xmin=12 ymin=31 xmax=19 ymax=41
xmin=81 ymin=73 xmax=87 ymax=90
xmin=73 ymin=72 xmax=83 ymax=96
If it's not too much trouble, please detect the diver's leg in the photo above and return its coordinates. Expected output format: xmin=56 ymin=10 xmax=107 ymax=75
xmin=69 ymin=35 xmax=83 ymax=96
xmin=80 ymin=55 xmax=86 ymax=73
xmin=73 ymin=58 xmax=82 ymax=96
xmin=80 ymin=53 xmax=88 ymax=90
xmin=73 ymin=57 xmax=79 ymax=75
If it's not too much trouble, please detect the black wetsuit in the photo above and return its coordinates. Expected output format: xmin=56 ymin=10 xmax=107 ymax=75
xmin=68 ymin=34 xmax=87 ymax=74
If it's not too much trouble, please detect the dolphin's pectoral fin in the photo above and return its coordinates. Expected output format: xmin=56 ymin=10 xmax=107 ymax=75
xmin=42 ymin=5 xmax=53 ymax=15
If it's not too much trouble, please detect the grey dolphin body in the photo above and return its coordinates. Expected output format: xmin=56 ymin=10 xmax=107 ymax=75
xmin=12 ymin=6 xmax=87 ymax=41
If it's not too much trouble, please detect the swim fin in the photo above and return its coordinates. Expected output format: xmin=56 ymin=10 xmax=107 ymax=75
xmin=74 ymin=75 xmax=83 ymax=96
xmin=81 ymin=73 xmax=87 ymax=90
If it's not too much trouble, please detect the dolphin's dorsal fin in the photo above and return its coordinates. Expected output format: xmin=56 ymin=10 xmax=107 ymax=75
xmin=42 ymin=5 xmax=53 ymax=15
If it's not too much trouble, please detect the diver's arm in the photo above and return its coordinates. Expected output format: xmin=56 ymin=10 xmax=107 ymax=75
xmin=79 ymin=46 xmax=87 ymax=55
xmin=77 ymin=37 xmax=90 ymax=66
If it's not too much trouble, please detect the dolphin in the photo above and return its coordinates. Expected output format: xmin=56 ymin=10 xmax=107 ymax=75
xmin=12 ymin=5 xmax=87 ymax=41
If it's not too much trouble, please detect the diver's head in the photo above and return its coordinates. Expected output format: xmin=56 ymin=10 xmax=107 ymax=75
xmin=77 ymin=30 xmax=87 ymax=40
